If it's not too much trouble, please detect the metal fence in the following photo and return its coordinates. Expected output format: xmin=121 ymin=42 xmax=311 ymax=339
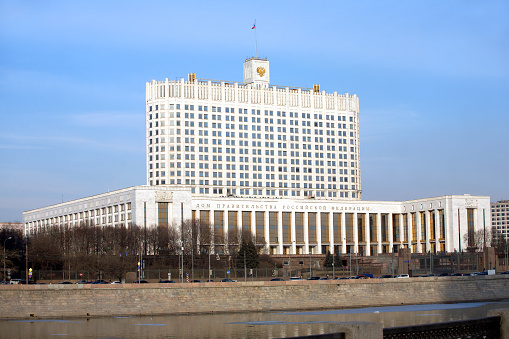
xmin=24 ymin=266 xmax=294 ymax=282
xmin=383 ymin=316 xmax=500 ymax=339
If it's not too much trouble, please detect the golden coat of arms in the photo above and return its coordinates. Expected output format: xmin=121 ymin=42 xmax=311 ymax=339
xmin=256 ymin=66 xmax=265 ymax=77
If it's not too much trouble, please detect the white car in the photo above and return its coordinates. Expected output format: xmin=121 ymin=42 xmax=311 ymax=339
xmin=395 ymin=274 xmax=409 ymax=278
xmin=110 ymin=281 xmax=122 ymax=284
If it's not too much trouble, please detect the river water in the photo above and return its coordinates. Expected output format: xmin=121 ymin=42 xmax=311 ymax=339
xmin=1 ymin=301 xmax=508 ymax=338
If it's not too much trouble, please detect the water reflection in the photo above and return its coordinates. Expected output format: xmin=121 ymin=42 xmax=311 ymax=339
xmin=1 ymin=301 xmax=508 ymax=339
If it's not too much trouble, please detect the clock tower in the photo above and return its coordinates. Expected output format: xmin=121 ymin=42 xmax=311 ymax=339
xmin=243 ymin=57 xmax=270 ymax=87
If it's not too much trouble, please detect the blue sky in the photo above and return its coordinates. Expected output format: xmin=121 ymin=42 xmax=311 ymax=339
xmin=1 ymin=1 xmax=508 ymax=222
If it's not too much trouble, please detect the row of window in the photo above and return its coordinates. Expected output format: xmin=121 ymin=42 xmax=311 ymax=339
xmin=150 ymin=115 xmax=355 ymax=130
xmin=149 ymin=144 xmax=354 ymax=154
xmin=149 ymin=105 xmax=356 ymax=123
xmin=193 ymin=187 xmax=354 ymax=198
xmin=148 ymin=135 xmax=357 ymax=146
xmin=151 ymin=128 xmax=356 ymax=140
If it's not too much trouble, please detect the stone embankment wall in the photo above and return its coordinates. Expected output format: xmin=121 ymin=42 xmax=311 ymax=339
xmin=1 ymin=276 xmax=508 ymax=319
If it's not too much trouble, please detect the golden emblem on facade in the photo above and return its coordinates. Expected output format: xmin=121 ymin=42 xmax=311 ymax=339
xmin=256 ymin=66 xmax=265 ymax=77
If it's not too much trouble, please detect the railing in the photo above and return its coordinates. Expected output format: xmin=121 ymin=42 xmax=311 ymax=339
xmin=383 ymin=316 xmax=501 ymax=339
xmin=276 ymin=316 xmax=501 ymax=338
xmin=277 ymin=333 xmax=345 ymax=339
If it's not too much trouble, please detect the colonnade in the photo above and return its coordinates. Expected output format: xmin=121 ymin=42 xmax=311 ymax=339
xmin=192 ymin=207 xmax=448 ymax=256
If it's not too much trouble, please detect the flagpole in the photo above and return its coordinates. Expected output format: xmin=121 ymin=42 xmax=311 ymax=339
xmin=254 ymin=20 xmax=257 ymax=58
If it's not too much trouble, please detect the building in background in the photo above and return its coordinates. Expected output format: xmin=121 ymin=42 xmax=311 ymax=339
xmin=492 ymin=200 xmax=508 ymax=240
xmin=0 ymin=222 xmax=23 ymax=232
xmin=23 ymin=57 xmax=492 ymax=256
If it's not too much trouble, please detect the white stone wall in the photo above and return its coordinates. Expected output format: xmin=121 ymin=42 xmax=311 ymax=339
xmin=23 ymin=187 xmax=490 ymax=257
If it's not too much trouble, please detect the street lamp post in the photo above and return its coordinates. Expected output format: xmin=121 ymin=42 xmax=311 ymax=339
xmin=289 ymin=240 xmax=295 ymax=278
xmin=288 ymin=248 xmax=290 ymax=277
xmin=349 ymin=251 xmax=352 ymax=277
xmin=332 ymin=251 xmax=335 ymax=278
xmin=309 ymin=248 xmax=312 ymax=278
xmin=4 ymin=237 xmax=12 ymax=283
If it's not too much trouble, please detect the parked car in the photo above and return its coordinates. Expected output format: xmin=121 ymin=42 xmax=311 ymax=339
xmin=470 ymin=272 xmax=487 ymax=276
xmin=355 ymin=274 xmax=373 ymax=279
xmin=191 ymin=280 xmax=202 ymax=283
xmin=289 ymin=276 xmax=303 ymax=280
xmin=395 ymin=274 xmax=409 ymax=278
xmin=110 ymin=281 xmax=122 ymax=284
xmin=308 ymin=276 xmax=320 ymax=280
xmin=158 ymin=280 xmax=175 ymax=283
xmin=59 ymin=281 xmax=73 ymax=284
xmin=76 ymin=280 xmax=88 ymax=284
xmin=90 ymin=280 xmax=108 ymax=284
xmin=270 ymin=278 xmax=284 ymax=281
xmin=221 ymin=278 xmax=235 ymax=282
xmin=133 ymin=280 xmax=149 ymax=284
xmin=437 ymin=273 xmax=450 ymax=277
xmin=499 ymin=271 xmax=509 ymax=275
xmin=9 ymin=279 xmax=24 ymax=285
xmin=380 ymin=275 xmax=393 ymax=279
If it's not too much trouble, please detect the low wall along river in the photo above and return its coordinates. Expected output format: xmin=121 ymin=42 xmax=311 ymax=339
xmin=1 ymin=275 xmax=508 ymax=319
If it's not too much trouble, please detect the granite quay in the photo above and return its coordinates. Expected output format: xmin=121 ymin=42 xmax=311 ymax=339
xmin=1 ymin=275 xmax=508 ymax=319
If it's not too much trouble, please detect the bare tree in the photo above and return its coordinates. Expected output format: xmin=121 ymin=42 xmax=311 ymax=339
xmin=225 ymin=228 xmax=239 ymax=255
xmin=463 ymin=228 xmax=493 ymax=252
xmin=198 ymin=223 xmax=212 ymax=254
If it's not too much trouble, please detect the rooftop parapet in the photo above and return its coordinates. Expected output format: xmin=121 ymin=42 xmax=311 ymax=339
xmin=146 ymin=77 xmax=358 ymax=112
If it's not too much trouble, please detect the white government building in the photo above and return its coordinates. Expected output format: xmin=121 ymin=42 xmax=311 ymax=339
xmin=23 ymin=58 xmax=490 ymax=256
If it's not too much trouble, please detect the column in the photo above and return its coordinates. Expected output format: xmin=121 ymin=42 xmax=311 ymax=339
xmin=329 ymin=212 xmax=334 ymax=253
xmin=377 ymin=213 xmax=382 ymax=254
xmin=316 ymin=212 xmax=322 ymax=254
xmin=388 ymin=213 xmax=393 ymax=253
xmin=303 ymin=211 xmax=309 ymax=254
xmin=365 ymin=213 xmax=371 ymax=256
xmin=209 ymin=210 xmax=215 ymax=254
xmin=341 ymin=212 xmax=347 ymax=254
xmin=278 ymin=211 xmax=283 ymax=253
xmin=264 ymin=211 xmax=270 ymax=253
xmin=416 ymin=211 xmax=422 ymax=253
xmin=250 ymin=210 xmax=256 ymax=239
xmin=398 ymin=213 xmax=404 ymax=249
xmin=407 ymin=212 xmax=412 ymax=247
xmin=434 ymin=209 xmax=439 ymax=252
xmin=353 ymin=212 xmax=358 ymax=254
xmin=291 ymin=211 xmax=296 ymax=254
xmin=223 ymin=210 xmax=229 ymax=251
xmin=425 ymin=211 xmax=431 ymax=252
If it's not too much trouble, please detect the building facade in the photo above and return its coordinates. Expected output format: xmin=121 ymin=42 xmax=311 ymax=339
xmin=23 ymin=186 xmax=490 ymax=256
xmin=492 ymin=200 xmax=509 ymax=240
xmin=145 ymin=58 xmax=361 ymax=200
xmin=23 ymin=57 xmax=492 ymax=256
